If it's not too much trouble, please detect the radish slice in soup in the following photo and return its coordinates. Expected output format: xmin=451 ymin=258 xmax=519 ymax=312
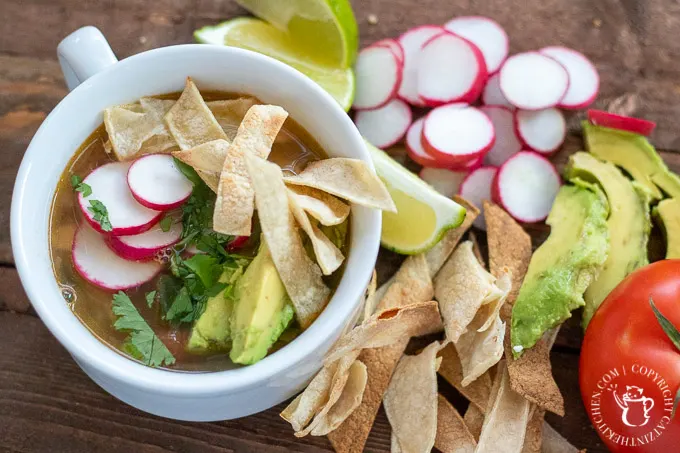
xmin=107 ymin=219 xmax=182 ymax=261
xmin=78 ymin=162 xmax=162 ymax=236
xmin=72 ymin=224 xmax=162 ymax=290
xmin=128 ymin=154 xmax=193 ymax=210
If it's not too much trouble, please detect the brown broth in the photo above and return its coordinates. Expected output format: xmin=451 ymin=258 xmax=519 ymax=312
xmin=48 ymin=92 xmax=345 ymax=372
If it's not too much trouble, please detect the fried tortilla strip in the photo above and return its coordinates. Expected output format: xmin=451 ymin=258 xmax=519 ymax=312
xmin=434 ymin=241 xmax=503 ymax=343
xmin=436 ymin=394 xmax=477 ymax=453
xmin=138 ymin=98 xmax=178 ymax=153
xmin=214 ymin=105 xmax=289 ymax=236
xmin=541 ymin=423 xmax=581 ymax=453
xmin=438 ymin=344 xmax=493 ymax=413
xmin=165 ymin=78 xmax=228 ymax=150
xmin=476 ymin=361 xmax=531 ymax=453
xmin=384 ymin=341 xmax=442 ymax=453
xmin=456 ymin=315 xmax=506 ymax=387
xmin=325 ymin=301 xmax=443 ymax=363
xmin=287 ymin=188 xmax=345 ymax=275
xmin=207 ymin=98 xmax=258 ymax=140
xmin=173 ymin=139 xmax=229 ymax=192
xmin=287 ymin=185 xmax=351 ymax=226
xmin=425 ymin=197 xmax=479 ymax=277
xmin=245 ymin=154 xmax=329 ymax=328
xmin=463 ymin=404 xmax=485 ymax=441
xmin=284 ymin=158 xmax=397 ymax=212
xmin=359 ymin=271 xmax=378 ymax=325
xmin=522 ymin=408 xmax=546 ymax=453
xmin=379 ymin=254 xmax=433 ymax=310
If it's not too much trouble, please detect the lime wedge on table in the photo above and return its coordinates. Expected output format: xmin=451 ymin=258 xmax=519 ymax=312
xmin=367 ymin=142 xmax=467 ymax=255
xmin=235 ymin=0 xmax=358 ymax=68
xmin=194 ymin=17 xmax=355 ymax=111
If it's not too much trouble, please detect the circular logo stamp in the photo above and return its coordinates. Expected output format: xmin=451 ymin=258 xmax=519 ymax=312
xmin=588 ymin=363 xmax=674 ymax=447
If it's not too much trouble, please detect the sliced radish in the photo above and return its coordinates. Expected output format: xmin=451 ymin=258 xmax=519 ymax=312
xmin=353 ymin=46 xmax=402 ymax=110
xmin=419 ymin=167 xmax=467 ymax=199
xmin=448 ymin=154 xmax=484 ymax=172
xmin=128 ymin=154 xmax=193 ymax=211
xmin=107 ymin=219 xmax=182 ymax=261
xmin=373 ymin=39 xmax=405 ymax=64
xmin=458 ymin=166 xmax=498 ymax=230
xmin=492 ymin=151 xmax=561 ymax=223
xmin=417 ymin=32 xmax=487 ymax=106
xmin=587 ymin=109 xmax=656 ymax=136
xmin=480 ymin=106 xmax=522 ymax=166
xmin=73 ymin=224 xmax=162 ymax=291
xmin=482 ymin=73 xmax=514 ymax=109
xmin=397 ymin=25 xmax=446 ymax=106
xmin=444 ymin=16 xmax=509 ymax=74
xmin=78 ymin=162 xmax=162 ymax=236
xmin=422 ymin=105 xmax=495 ymax=166
xmin=355 ymin=99 xmax=412 ymax=149
xmin=540 ymin=47 xmax=599 ymax=109
xmin=406 ymin=118 xmax=441 ymax=168
xmin=227 ymin=235 xmax=249 ymax=252
xmin=499 ymin=52 xmax=570 ymax=110
xmin=515 ymin=108 xmax=566 ymax=155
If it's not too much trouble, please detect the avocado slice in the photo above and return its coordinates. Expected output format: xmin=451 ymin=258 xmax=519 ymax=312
xmin=187 ymin=267 xmax=244 ymax=352
xmin=583 ymin=121 xmax=680 ymax=199
xmin=511 ymin=179 xmax=610 ymax=356
xmin=566 ymin=152 xmax=651 ymax=327
xmin=230 ymin=240 xmax=295 ymax=365
xmin=654 ymin=198 xmax=680 ymax=259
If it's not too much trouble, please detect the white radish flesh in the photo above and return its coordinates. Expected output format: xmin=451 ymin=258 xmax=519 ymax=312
xmin=355 ymin=99 xmax=412 ymax=149
xmin=373 ymin=39 xmax=405 ymax=64
xmin=423 ymin=105 xmax=495 ymax=165
xmin=444 ymin=16 xmax=509 ymax=74
xmin=499 ymin=52 xmax=570 ymax=110
xmin=128 ymin=154 xmax=193 ymax=210
xmin=515 ymin=108 xmax=566 ymax=155
xmin=353 ymin=46 xmax=402 ymax=110
xmin=397 ymin=25 xmax=446 ymax=106
xmin=417 ymin=32 xmax=487 ymax=106
xmin=420 ymin=167 xmax=467 ymax=199
xmin=78 ymin=162 xmax=162 ymax=236
xmin=406 ymin=118 xmax=440 ymax=167
xmin=107 ymin=219 xmax=182 ymax=261
xmin=540 ymin=46 xmax=599 ymax=109
xmin=481 ymin=106 xmax=522 ymax=166
xmin=458 ymin=166 xmax=498 ymax=230
xmin=493 ymin=151 xmax=561 ymax=223
xmin=482 ymin=73 xmax=514 ymax=109
xmin=72 ymin=224 xmax=162 ymax=291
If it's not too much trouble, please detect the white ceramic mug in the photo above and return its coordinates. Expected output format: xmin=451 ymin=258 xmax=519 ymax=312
xmin=11 ymin=26 xmax=380 ymax=421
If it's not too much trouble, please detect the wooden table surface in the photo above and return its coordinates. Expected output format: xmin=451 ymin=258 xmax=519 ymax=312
xmin=3 ymin=0 xmax=680 ymax=451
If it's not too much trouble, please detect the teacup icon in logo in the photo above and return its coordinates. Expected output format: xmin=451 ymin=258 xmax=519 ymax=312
xmin=613 ymin=385 xmax=655 ymax=427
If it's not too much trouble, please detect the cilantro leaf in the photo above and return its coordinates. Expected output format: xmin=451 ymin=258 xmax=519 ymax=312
xmin=71 ymin=175 xmax=82 ymax=188
xmin=182 ymin=254 xmax=221 ymax=288
xmin=71 ymin=174 xmax=92 ymax=197
xmin=173 ymin=157 xmax=204 ymax=187
xmin=166 ymin=287 xmax=193 ymax=321
xmin=157 ymin=275 xmax=182 ymax=314
xmin=88 ymin=199 xmax=112 ymax=232
xmin=206 ymin=282 xmax=228 ymax=298
xmin=112 ymin=291 xmax=175 ymax=367
xmin=145 ymin=290 xmax=157 ymax=308
xmin=159 ymin=216 xmax=173 ymax=232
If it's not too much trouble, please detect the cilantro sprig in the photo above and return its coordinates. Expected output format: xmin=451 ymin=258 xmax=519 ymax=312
xmin=88 ymin=199 xmax=113 ymax=232
xmin=71 ymin=175 xmax=92 ymax=197
xmin=112 ymin=291 xmax=175 ymax=367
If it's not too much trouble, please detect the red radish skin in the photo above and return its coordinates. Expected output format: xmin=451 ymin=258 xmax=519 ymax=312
xmin=417 ymin=32 xmax=487 ymax=106
xmin=355 ymin=98 xmax=412 ymax=149
xmin=107 ymin=219 xmax=182 ymax=261
xmin=587 ymin=109 xmax=657 ymax=136
xmin=419 ymin=167 xmax=468 ymax=199
xmin=422 ymin=104 xmax=495 ymax=166
xmin=515 ymin=108 xmax=566 ymax=155
xmin=444 ymin=16 xmax=509 ymax=74
xmin=372 ymin=39 xmax=404 ymax=64
xmin=447 ymin=154 xmax=484 ymax=172
xmin=78 ymin=162 xmax=162 ymax=236
xmin=540 ymin=46 xmax=599 ymax=109
xmin=458 ymin=166 xmax=498 ymax=230
xmin=128 ymin=154 xmax=193 ymax=211
xmin=353 ymin=46 xmax=403 ymax=110
xmin=499 ymin=52 xmax=570 ymax=110
xmin=482 ymin=73 xmax=514 ymax=109
xmin=397 ymin=25 xmax=447 ymax=107
xmin=227 ymin=235 xmax=250 ymax=252
xmin=406 ymin=118 xmax=444 ymax=168
xmin=73 ymin=224 xmax=162 ymax=291
xmin=480 ymin=106 xmax=522 ymax=166
xmin=492 ymin=151 xmax=561 ymax=223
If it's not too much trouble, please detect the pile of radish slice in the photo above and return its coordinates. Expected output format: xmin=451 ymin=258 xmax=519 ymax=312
xmin=353 ymin=16 xmax=600 ymax=225
xmin=72 ymin=154 xmax=192 ymax=290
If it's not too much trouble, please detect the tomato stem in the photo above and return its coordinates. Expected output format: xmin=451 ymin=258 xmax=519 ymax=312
xmin=649 ymin=297 xmax=680 ymax=419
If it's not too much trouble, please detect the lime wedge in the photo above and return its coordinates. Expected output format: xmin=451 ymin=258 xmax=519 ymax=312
xmin=195 ymin=18 xmax=354 ymax=111
xmin=235 ymin=0 xmax=358 ymax=68
xmin=367 ymin=141 xmax=467 ymax=255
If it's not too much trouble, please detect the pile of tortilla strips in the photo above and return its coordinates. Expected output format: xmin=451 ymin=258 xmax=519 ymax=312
xmin=102 ymin=77 xmax=397 ymax=329
xmin=281 ymin=198 xmax=584 ymax=453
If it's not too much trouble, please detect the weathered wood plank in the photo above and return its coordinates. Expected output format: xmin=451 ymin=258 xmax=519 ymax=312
xmin=0 ymin=267 xmax=30 ymax=313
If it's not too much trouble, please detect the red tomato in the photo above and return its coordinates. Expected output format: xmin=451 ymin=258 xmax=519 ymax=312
xmin=580 ymin=260 xmax=680 ymax=451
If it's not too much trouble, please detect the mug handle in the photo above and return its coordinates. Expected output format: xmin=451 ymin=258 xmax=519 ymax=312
xmin=57 ymin=26 xmax=118 ymax=91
